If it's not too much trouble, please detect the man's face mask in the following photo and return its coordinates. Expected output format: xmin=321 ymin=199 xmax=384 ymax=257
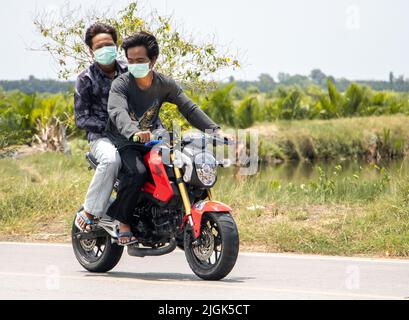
xmin=94 ymin=46 xmax=117 ymax=66
xmin=128 ymin=62 xmax=151 ymax=78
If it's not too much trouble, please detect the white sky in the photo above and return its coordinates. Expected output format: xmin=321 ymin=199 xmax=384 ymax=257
xmin=1 ymin=0 xmax=408 ymax=81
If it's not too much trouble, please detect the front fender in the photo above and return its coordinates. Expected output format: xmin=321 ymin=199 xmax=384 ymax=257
xmin=183 ymin=201 xmax=232 ymax=238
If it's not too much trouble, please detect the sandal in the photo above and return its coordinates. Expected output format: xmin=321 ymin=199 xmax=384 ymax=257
xmin=117 ymin=231 xmax=138 ymax=246
xmin=75 ymin=210 xmax=96 ymax=232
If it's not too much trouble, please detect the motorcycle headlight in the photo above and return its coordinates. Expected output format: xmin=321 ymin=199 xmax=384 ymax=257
xmin=193 ymin=153 xmax=217 ymax=188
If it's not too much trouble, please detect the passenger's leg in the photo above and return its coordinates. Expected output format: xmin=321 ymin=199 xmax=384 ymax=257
xmin=78 ymin=138 xmax=121 ymax=230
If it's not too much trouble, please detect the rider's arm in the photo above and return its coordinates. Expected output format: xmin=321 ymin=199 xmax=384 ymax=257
xmin=166 ymin=79 xmax=221 ymax=133
xmin=74 ymin=76 xmax=106 ymax=133
xmin=108 ymin=76 xmax=141 ymax=139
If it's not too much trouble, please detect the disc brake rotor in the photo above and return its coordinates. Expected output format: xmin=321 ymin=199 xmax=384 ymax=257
xmin=80 ymin=239 xmax=97 ymax=251
xmin=193 ymin=228 xmax=215 ymax=261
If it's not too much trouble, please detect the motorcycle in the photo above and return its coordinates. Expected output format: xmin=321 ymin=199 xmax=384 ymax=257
xmin=71 ymin=131 xmax=239 ymax=280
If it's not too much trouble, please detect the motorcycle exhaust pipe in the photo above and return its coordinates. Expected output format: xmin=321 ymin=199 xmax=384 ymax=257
xmin=127 ymin=238 xmax=177 ymax=258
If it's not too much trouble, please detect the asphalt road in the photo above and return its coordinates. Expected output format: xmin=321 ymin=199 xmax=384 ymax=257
xmin=0 ymin=242 xmax=408 ymax=300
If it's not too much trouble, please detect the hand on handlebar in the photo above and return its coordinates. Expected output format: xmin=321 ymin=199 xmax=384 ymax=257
xmin=133 ymin=131 xmax=152 ymax=143
xmin=213 ymin=129 xmax=236 ymax=145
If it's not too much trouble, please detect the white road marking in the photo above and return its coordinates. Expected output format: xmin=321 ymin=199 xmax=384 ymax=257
xmin=0 ymin=271 xmax=402 ymax=300
xmin=237 ymin=252 xmax=409 ymax=264
xmin=0 ymin=242 xmax=71 ymax=248
xmin=1 ymin=242 xmax=409 ymax=265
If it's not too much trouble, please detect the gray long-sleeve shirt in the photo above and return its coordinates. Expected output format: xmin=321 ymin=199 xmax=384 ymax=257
xmin=105 ymin=71 xmax=220 ymax=148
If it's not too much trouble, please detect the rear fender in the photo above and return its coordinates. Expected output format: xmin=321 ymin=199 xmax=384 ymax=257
xmin=183 ymin=201 xmax=232 ymax=238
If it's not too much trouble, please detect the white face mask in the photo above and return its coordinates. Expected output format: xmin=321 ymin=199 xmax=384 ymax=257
xmin=94 ymin=46 xmax=117 ymax=65
xmin=128 ymin=63 xmax=151 ymax=78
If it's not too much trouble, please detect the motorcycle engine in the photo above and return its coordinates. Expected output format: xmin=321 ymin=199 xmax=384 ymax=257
xmin=133 ymin=205 xmax=181 ymax=244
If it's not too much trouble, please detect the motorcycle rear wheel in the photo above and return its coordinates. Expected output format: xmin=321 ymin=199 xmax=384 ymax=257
xmin=71 ymin=214 xmax=123 ymax=273
xmin=184 ymin=212 xmax=239 ymax=281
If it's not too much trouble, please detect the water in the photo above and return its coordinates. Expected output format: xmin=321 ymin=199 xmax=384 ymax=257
xmin=219 ymin=158 xmax=409 ymax=184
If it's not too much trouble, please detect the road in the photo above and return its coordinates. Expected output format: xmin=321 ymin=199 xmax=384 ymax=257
xmin=0 ymin=242 xmax=408 ymax=300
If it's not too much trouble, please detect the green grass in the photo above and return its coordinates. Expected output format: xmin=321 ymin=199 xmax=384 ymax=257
xmin=256 ymin=114 xmax=409 ymax=163
xmin=0 ymin=144 xmax=92 ymax=238
xmin=214 ymin=167 xmax=409 ymax=256
xmin=1 ymin=120 xmax=409 ymax=256
xmin=1 ymin=151 xmax=407 ymax=257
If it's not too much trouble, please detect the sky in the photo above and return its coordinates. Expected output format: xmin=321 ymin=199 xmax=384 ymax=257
xmin=1 ymin=0 xmax=408 ymax=81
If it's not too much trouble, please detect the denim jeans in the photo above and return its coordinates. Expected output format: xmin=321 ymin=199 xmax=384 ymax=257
xmin=83 ymin=138 xmax=121 ymax=218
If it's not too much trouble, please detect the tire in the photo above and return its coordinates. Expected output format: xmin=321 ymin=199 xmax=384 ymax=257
xmin=176 ymin=233 xmax=185 ymax=251
xmin=71 ymin=215 xmax=123 ymax=273
xmin=184 ymin=212 xmax=239 ymax=281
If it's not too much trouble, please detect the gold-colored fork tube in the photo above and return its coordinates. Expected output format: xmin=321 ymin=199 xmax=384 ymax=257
xmin=171 ymin=154 xmax=192 ymax=219
xmin=207 ymin=189 xmax=213 ymax=200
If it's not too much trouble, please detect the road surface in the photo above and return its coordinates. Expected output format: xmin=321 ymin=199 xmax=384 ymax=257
xmin=0 ymin=242 xmax=408 ymax=300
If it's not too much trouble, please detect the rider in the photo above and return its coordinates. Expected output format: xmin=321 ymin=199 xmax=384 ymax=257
xmin=73 ymin=23 xmax=127 ymax=232
xmin=104 ymin=31 xmax=228 ymax=245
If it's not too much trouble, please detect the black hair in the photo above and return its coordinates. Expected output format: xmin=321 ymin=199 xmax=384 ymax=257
xmin=85 ymin=23 xmax=118 ymax=49
xmin=122 ymin=31 xmax=160 ymax=60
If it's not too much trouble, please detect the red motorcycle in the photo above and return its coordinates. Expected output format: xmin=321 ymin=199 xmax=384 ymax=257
xmin=72 ymin=131 xmax=239 ymax=280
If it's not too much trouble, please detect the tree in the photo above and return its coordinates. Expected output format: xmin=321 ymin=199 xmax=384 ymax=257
xmin=343 ymin=83 xmax=367 ymax=116
xmin=310 ymin=69 xmax=327 ymax=85
xmin=257 ymin=73 xmax=276 ymax=92
xmin=278 ymin=72 xmax=291 ymax=83
xmin=201 ymin=83 xmax=236 ymax=127
xmin=389 ymin=71 xmax=394 ymax=85
xmin=276 ymin=87 xmax=304 ymax=120
xmin=236 ymin=96 xmax=259 ymax=128
xmin=33 ymin=2 xmax=239 ymax=91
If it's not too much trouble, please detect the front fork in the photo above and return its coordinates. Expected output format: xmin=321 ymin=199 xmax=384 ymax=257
xmin=171 ymin=154 xmax=213 ymax=238
xmin=171 ymin=153 xmax=195 ymax=229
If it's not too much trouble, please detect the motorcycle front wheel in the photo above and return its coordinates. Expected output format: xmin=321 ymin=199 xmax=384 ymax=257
xmin=71 ymin=214 xmax=123 ymax=273
xmin=184 ymin=212 xmax=239 ymax=281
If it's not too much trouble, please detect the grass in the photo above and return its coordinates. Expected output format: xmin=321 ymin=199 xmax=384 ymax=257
xmin=215 ymin=164 xmax=409 ymax=257
xmin=227 ymin=202 xmax=409 ymax=257
xmin=0 ymin=143 xmax=91 ymax=241
xmin=1 ymin=151 xmax=408 ymax=257
xmin=1 ymin=116 xmax=409 ymax=257
xmin=255 ymin=114 xmax=409 ymax=163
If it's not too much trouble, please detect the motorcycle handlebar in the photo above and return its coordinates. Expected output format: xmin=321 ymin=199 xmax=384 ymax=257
xmin=211 ymin=135 xmax=231 ymax=147
xmin=137 ymin=130 xmax=234 ymax=148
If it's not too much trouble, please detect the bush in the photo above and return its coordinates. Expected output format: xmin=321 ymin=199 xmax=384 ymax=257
xmin=236 ymin=96 xmax=259 ymax=128
xmin=202 ymin=83 xmax=236 ymax=126
xmin=0 ymin=90 xmax=74 ymax=150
